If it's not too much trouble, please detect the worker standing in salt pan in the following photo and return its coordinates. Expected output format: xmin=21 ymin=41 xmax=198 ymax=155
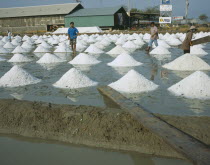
xmin=181 ymin=26 xmax=197 ymax=54
xmin=7 ymin=30 xmax=12 ymax=42
xmin=146 ymin=22 xmax=158 ymax=52
xmin=68 ymin=22 xmax=79 ymax=57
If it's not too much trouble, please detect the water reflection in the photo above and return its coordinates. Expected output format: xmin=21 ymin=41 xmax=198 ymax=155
xmin=0 ymin=136 xmax=191 ymax=165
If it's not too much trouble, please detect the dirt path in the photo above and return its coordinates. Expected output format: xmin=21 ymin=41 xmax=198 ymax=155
xmin=0 ymin=99 xmax=209 ymax=159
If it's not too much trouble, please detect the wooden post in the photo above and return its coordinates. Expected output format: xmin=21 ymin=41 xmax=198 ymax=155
xmin=98 ymin=86 xmax=210 ymax=165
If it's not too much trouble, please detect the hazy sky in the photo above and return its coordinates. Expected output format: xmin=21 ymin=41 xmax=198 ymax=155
xmin=0 ymin=0 xmax=209 ymax=18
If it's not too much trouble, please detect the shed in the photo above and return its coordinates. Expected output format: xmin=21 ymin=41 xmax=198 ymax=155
xmin=0 ymin=3 xmax=83 ymax=33
xmin=65 ymin=6 xmax=129 ymax=29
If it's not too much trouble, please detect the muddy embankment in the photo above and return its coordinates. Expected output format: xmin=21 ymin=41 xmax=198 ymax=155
xmin=0 ymin=99 xmax=210 ymax=159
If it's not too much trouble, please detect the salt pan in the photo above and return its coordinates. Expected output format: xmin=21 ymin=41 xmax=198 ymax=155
xmin=53 ymin=68 xmax=98 ymax=89
xmin=162 ymin=54 xmax=210 ymax=71
xmin=109 ymin=69 xmax=158 ymax=93
xmin=168 ymin=71 xmax=210 ymax=100
xmin=0 ymin=65 xmax=41 ymax=87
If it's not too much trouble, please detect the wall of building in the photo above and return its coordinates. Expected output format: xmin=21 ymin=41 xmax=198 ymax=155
xmin=65 ymin=15 xmax=114 ymax=27
xmin=0 ymin=15 xmax=65 ymax=33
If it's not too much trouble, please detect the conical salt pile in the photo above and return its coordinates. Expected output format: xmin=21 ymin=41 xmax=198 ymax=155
xmin=191 ymin=45 xmax=208 ymax=55
xmin=168 ymin=71 xmax=210 ymax=99
xmin=40 ymin=41 xmax=52 ymax=48
xmin=37 ymin=53 xmax=66 ymax=64
xmin=108 ymin=53 xmax=143 ymax=67
xmin=107 ymin=45 xmax=128 ymax=55
xmin=0 ymin=46 xmax=10 ymax=54
xmin=0 ymin=40 xmax=5 ymax=46
xmin=21 ymin=42 xmax=34 ymax=49
xmin=69 ymin=53 xmax=101 ymax=65
xmin=8 ymin=54 xmax=33 ymax=63
xmin=0 ymin=65 xmax=41 ymax=87
xmin=12 ymin=46 xmax=28 ymax=53
xmin=85 ymin=44 xmax=104 ymax=54
xmin=54 ymin=44 xmax=72 ymax=53
xmin=122 ymin=41 xmax=138 ymax=49
xmin=162 ymin=54 xmax=210 ymax=71
xmin=34 ymin=45 xmax=50 ymax=53
xmin=3 ymin=42 xmax=15 ymax=49
xmin=53 ymin=68 xmax=98 ymax=89
xmin=133 ymin=39 xmax=145 ymax=46
xmin=150 ymin=46 xmax=171 ymax=55
xmin=167 ymin=38 xmax=182 ymax=46
xmin=109 ymin=69 xmax=158 ymax=93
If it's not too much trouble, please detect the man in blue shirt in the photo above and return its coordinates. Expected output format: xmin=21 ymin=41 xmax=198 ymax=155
xmin=68 ymin=22 xmax=79 ymax=57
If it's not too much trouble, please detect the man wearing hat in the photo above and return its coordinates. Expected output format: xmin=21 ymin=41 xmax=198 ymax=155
xmin=181 ymin=26 xmax=197 ymax=54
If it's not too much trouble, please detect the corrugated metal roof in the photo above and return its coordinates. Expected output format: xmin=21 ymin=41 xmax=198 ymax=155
xmin=65 ymin=6 xmax=124 ymax=17
xmin=0 ymin=3 xmax=83 ymax=18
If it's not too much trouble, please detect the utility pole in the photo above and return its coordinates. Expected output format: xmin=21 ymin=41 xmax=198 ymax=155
xmin=185 ymin=0 xmax=189 ymax=19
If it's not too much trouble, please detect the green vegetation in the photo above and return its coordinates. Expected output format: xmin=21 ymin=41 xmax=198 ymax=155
xmin=131 ymin=6 xmax=159 ymax=14
xmin=199 ymin=14 xmax=208 ymax=21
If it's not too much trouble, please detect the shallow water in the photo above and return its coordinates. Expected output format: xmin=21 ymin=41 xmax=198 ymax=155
xmin=0 ymin=135 xmax=191 ymax=165
xmin=0 ymin=43 xmax=210 ymax=116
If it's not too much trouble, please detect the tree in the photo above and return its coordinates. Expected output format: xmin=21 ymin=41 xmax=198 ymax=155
xmin=144 ymin=6 xmax=159 ymax=14
xmin=130 ymin=6 xmax=159 ymax=14
xmin=199 ymin=14 xmax=208 ymax=21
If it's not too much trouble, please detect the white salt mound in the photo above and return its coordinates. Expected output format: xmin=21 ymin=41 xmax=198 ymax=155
xmin=122 ymin=41 xmax=138 ymax=49
xmin=168 ymin=71 xmax=210 ymax=100
xmin=191 ymin=46 xmax=208 ymax=55
xmin=107 ymin=45 xmax=128 ymax=55
xmin=85 ymin=44 xmax=104 ymax=54
xmin=162 ymin=54 xmax=210 ymax=71
xmin=0 ymin=65 xmax=41 ymax=87
xmin=108 ymin=53 xmax=143 ymax=67
xmin=53 ymin=68 xmax=98 ymax=89
xmin=37 ymin=53 xmax=66 ymax=64
xmin=109 ymin=69 xmax=158 ymax=93
xmin=69 ymin=53 xmax=101 ymax=65
xmin=12 ymin=46 xmax=28 ymax=54
xmin=34 ymin=45 xmax=50 ymax=53
xmin=0 ymin=46 xmax=9 ymax=54
xmin=8 ymin=54 xmax=33 ymax=63
xmin=150 ymin=46 xmax=171 ymax=55
xmin=3 ymin=42 xmax=15 ymax=49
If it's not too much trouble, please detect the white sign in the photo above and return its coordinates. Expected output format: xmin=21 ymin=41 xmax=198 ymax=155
xmin=159 ymin=17 xmax=172 ymax=24
xmin=172 ymin=16 xmax=184 ymax=20
xmin=160 ymin=5 xmax=172 ymax=11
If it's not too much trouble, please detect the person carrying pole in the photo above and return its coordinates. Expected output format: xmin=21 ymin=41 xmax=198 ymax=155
xmin=181 ymin=26 xmax=197 ymax=54
xmin=68 ymin=22 xmax=79 ymax=57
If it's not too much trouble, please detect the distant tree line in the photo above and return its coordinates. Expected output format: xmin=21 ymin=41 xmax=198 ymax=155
xmin=130 ymin=6 xmax=160 ymax=14
xmin=199 ymin=14 xmax=208 ymax=21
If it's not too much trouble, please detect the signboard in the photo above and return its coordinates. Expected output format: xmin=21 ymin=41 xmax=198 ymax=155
xmin=160 ymin=5 xmax=172 ymax=11
xmin=162 ymin=0 xmax=171 ymax=4
xmin=159 ymin=17 xmax=172 ymax=24
xmin=172 ymin=16 xmax=184 ymax=20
